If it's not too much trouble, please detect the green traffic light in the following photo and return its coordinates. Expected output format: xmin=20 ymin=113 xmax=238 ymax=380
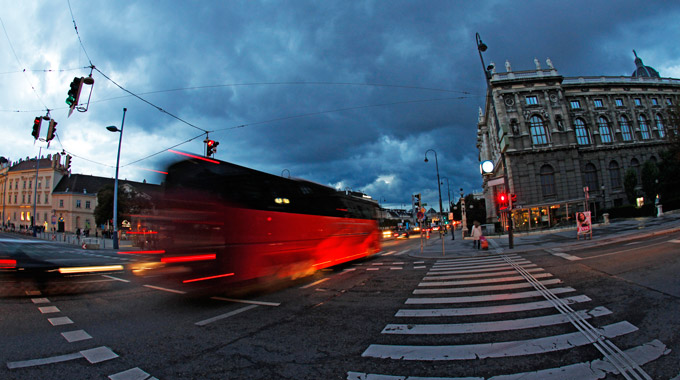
xmin=66 ymin=95 xmax=75 ymax=106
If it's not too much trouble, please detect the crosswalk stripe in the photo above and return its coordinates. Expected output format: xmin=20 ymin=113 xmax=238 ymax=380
xmin=422 ymin=267 xmax=544 ymax=281
xmin=418 ymin=273 xmax=552 ymax=287
xmin=431 ymin=260 xmax=531 ymax=270
xmin=413 ymin=278 xmax=562 ymax=294
xmin=426 ymin=264 xmax=538 ymax=276
xmin=396 ymin=295 xmax=592 ymax=317
xmin=406 ymin=287 xmax=576 ymax=304
xmin=383 ymin=307 xmax=611 ymax=335
xmin=362 ymin=321 xmax=638 ymax=360
xmin=435 ymin=255 xmax=521 ymax=265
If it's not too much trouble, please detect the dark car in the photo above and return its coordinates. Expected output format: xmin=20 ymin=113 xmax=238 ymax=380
xmin=393 ymin=229 xmax=410 ymax=239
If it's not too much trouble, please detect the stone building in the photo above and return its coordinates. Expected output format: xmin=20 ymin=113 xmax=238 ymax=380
xmin=477 ymin=53 xmax=679 ymax=231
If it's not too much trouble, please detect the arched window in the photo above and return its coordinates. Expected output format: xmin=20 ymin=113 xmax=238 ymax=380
xmin=540 ymin=164 xmax=556 ymax=197
xmin=584 ymin=163 xmax=599 ymax=191
xmin=598 ymin=117 xmax=613 ymax=143
xmin=609 ymin=161 xmax=621 ymax=189
xmin=638 ymin=115 xmax=651 ymax=139
xmin=655 ymin=114 xmax=666 ymax=138
xmin=620 ymin=115 xmax=633 ymax=141
xmin=630 ymin=158 xmax=641 ymax=183
xmin=529 ymin=115 xmax=549 ymax=145
xmin=574 ymin=118 xmax=590 ymax=145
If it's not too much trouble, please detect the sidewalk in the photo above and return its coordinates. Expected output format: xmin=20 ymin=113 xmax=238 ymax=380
xmin=410 ymin=212 xmax=680 ymax=259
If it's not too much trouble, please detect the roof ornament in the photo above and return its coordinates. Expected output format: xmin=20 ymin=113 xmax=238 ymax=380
xmin=546 ymin=57 xmax=554 ymax=69
xmin=534 ymin=58 xmax=541 ymax=70
xmin=505 ymin=60 xmax=512 ymax=72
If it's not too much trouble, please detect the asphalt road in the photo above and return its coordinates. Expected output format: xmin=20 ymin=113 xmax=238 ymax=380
xmin=1 ymin=229 xmax=679 ymax=380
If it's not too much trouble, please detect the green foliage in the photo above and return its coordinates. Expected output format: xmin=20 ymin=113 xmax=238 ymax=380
xmin=93 ymin=184 xmax=153 ymax=227
xmin=640 ymin=160 xmax=660 ymax=202
xmin=623 ymin=168 xmax=638 ymax=205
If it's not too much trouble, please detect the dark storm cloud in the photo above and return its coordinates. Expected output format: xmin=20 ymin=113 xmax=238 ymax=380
xmin=3 ymin=0 xmax=680 ymax=209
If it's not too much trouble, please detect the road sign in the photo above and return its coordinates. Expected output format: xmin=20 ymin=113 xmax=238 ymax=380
xmin=51 ymin=215 xmax=57 ymax=225
xmin=417 ymin=211 xmax=425 ymax=222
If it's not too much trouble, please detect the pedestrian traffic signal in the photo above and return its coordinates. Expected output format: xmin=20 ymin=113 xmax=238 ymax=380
xmin=206 ymin=139 xmax=219 ymax=157
xmin=46 ymin=119 xmax=57 ymax=142
xmin=497 ymin=192 xmax=508 ymax=210
xmin=31 ymin=117 xmax=42 ymax=139
xmin=510 ymin=193 xmax=517 ymax=204
xmin=66 ymin=77 xmax=84 ymax=112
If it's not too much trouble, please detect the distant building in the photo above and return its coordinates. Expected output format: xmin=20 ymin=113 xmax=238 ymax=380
xmin=477 ymin=53 xmax=679 ymax=231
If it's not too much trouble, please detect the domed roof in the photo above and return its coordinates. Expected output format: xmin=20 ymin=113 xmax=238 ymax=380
xmin=631 ymin=50 xmax=660 ymax=78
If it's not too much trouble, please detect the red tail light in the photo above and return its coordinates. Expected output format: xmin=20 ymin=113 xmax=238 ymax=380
xmin=0 ymin=259 xmax=16 ymax=268
xmin=161 ymin=254 xmax=216 ymax=263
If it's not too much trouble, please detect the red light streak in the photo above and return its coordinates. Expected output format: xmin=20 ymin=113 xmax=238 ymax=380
xmin=127 ymin=231 xmax=158 ymax=235
xmin=168 ymin=149 xmax=220 ymax=164
xmin=182 ymin=272 xmax=235 ymax=283
xmin=161 ymin=254 xmax=216 ymax=263
xmin=118 ymin=250 xmax=165 ymax=255
xmin=0 ymin=259 xmax=16 ymax=268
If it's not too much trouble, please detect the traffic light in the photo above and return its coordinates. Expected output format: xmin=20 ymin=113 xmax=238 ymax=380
xmin=31 ymin=117 xmax=42 ymax=139
xmin=510 ymin=193 xmax=517 ymax=205
xmin=206 ymin=140 xmax=219 ymax=157
xmin=414 ymin=193 xmax=422 ymax=208
xmin=64 ymin=155 xmax=72 ymax=171
xmin=66 ymin=77 xmax=84 ymax=112
xmin=46 ymin=119 xmax=57 ymax=142
xmin=497 ymin=192 xmax=508 ymax=211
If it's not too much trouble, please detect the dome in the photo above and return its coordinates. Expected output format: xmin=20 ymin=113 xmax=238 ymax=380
xmin=631 ymin=50 xmax=660 ymax=78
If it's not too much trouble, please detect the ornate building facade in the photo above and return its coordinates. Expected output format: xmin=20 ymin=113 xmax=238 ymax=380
xmin=477 ymin=53 xmax=679 ymax=231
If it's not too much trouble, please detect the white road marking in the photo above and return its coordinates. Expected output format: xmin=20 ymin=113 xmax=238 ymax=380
xmin=418 ymin=273 xmax=553 ymax=287
xmin=381 ymin=251 xmax=397 ymax=256
xmin=108 ymin=367 xmax=152 ymax=380
xmin=431 ymin=259 xmax=531 ymax=270
xmin=426 ymin=264 xmax=539 ymax=276
xmin=434 ymin=255 xmax=521 ymax=265
xmin=211 ymin=296 xmax=281 ymax=307
xmin=61 ymin=330 xmax=93 ymax=343
xmin=414 ymin=266 xmax=427 ymax=269
xmin=362 ymin=321 xmax=637 ymax=360
xmin=396 ymin=295 xmax=592 ymax=317
xmin=347 ymin=339 xmax=668 ymax=380
xmin=25 ymin=290 xmax=41 ymax=296
xmin=102 ymin=274 xmax=130 ymax=283
xmin=195 ymin=305 xmax=259 ymax=326
xmin=429 ymin=262 xmax=534 ymax=274
xmin=389 ymin=267 xmax=403 ymax=270
xmin=413 ymin=278 xmax=562 ymax=295
xmin=48 ymin=317 xmax=74 ymax=326
xmin=38 ymin=306 xmax=60 ymax=314
xmin=547 ymin=249 xmax=582 ymax=261
xmin=300 ymin=278 xmax=330 ymax=289
xmin=7 ymin=346 xmax=118 ymax=369
xmin=406 ymin=287 xmax=576 ymax=304
xmin=31 ymin=298 xmax=50 ymax=304
xmin=414 ymin=261 xmax=425 ymax=264
xmin=395 ymin=250 xmax=409 ymax=256
xmin=366 ymin=268 xmax=380 ymax=271
xmin=383 ymin=307 xmax=611 ymax=334
xmin=143 ymin=284 xmax=186 ymax=294
xmin=669 ymin=239 xmax=680 ymax=243
xmin=423 ymin=267 xmax=544 ymax=281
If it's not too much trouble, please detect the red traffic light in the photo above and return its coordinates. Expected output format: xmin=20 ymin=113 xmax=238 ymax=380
xmin=207 ymin=140 xmax=216 ymax=147
xmin=31 ymin=117 xmax=42 ymax=139
xmin=499 ymin=193 xmax=507 ymax=202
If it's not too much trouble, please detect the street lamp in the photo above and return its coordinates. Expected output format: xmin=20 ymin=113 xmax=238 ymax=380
xmin=460 ymin=188 xmax=468 ymax=236
xmin=441 ymin=176 xmax=454 ymax=240
xmin=425 ymin=149 xmax=445 ymax=256
xmin=476 ymin=32 xmax=513 ymax=249
xmin=107 ymin=108 xmax=127 ymax=250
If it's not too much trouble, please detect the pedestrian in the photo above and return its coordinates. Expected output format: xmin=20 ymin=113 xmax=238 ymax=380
xmin=471 ymin=221 xmax=483 ymax=249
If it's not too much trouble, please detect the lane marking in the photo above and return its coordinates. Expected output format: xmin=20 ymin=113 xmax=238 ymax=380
xmin=423 ymin=267 xmax=544 ymax=281
xmin=7 ymin=346 xmax=118 ymax=369
xmin=669 ymin=239 xmax=680 ymax=243
xmin=102 ymin=274 xmax=130 ymax=283
xmin=389 ymin=267 xmax=403 ymax=270
xmin=61 ymin=330 xmax=93 ymax=343
xmin=414 ymin=266 xmax=426 ymax=269
xmin=381 ymin=251 xmax=397 ymax=256
xmin=211 ymin=296 xmax=281 ymax=307
xmin=195 ymin=305 xmax=259 ymax=326
xmin=108 ymin=367 xmax=153 ymax=380
xmin=366 ymin=268 xmax=380 ymax=271
xmin=547 ymin=249 xmax=582 ymax=261
xmin=300 ymin=278 xmax=330 ymax=289
xmin=383 ymin=307 xmax=611 ymax=335
xmin=406 ymin=287 xmax=576 ymax=305
xmin=348 ymin=339 xmax=668 ymax=380
xmin=395 ymin=250 xmax=409 ymax=256
xmin=362 ymin=321 xmax=637 ymax=360
xmin=418 ymin=273 xmax=553 ymax=287
xmin=412 ymin=278 xmax=563 ymax=295
xmin=48 ymin=317 xmax=74 ymax=326
xmin=396 ymin=295 xmax=592 ymax=317
xmin=429 ymin=261 xmax=533 ymax=273
xmin=426 ymin=263 xmax=538 ymax=276
xmin=38 ymin=306 xmax=60 ymax=314
xmin=31 ymin=298 xmax=50 ymax=304
xmin=143 ymin=284 xmax=187 ymax=294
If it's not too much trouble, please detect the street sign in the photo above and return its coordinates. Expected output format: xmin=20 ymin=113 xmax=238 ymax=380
xmin=417 ymin=211 xmax=425 ymax=222
xmin=51 ymin=215 xmax=57 ymax=225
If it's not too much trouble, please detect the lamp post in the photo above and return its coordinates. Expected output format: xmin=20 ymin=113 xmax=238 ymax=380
xmin=107 ymin=108 xmax=127 ymax=250
xmin=476 ymin=32 xmax=513 ymax=249
xmin=460 ymin=188 xmax=468 ymax=237
xmin=425 ymin=149 xmax=445 ymax=256
xmin=441 ymin=176 xmax=454 ymax=240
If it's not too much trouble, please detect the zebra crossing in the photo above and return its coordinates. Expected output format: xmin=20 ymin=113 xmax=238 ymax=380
xmin=348 ymin=253 xmax=669 ymax=380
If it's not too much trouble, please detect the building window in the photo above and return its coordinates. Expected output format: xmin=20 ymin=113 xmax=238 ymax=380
xmin=22 ymin=195 xmax=25 ymax=204
xmin=570 ymin=100 xmax=581 ymax=109
xmin=540 ymin=164 xmax=556 ymax=197
xmin=574 ymin=118 xmax=590 ymax=145
xmin=529 ymin=115 xmax=549 ymax=145
xmin=593 ymin=99 xmax=604 ymax=108
xmin=651 ymin=98 xmax=659 ymax=106
xmin=615 ymin=98 xmax=624 ymax=107
xmin=526 ymin=95 xmax=538 ymax=105
xmin=598 ymin=117 xmax=613 ymax=143
xmin=8 ymin=181 xmax=11 ymax=190
xmin=620 ymin=115 xmax=633 ymax=141
xmin=634 ymin=98 xmax=642 ymax=106
xmin=45 ymin=194 xmax=48 ymax=204
xmin=85 ymin=200 xmax=91 ymax=209
xmin=37 ymin=195 xmax=40 ymax=204
xmin=59 ymin=199 xmax=64 ymax=208
xmin=76 ymin=200 xmax=81 ymax=208
xmin=638 ymin=115 xmax=651 ymax=140
xmin=14 ymin=194 xmax=17 ymax=204
xmin=655 ymin=114 xmax=666 ymax=138
xmin=584 ymin=163 xmax=599 ymax=191
xmin=28 ymin=181 xmax=32 ymax=189
xmin=667 ymin=98 xmax=674 ymax=106
xmin=23 ymin=181 xmax=26 ymax=189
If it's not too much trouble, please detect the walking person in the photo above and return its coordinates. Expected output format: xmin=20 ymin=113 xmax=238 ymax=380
xmin=471 ymin=221 xmax=483 ymax=250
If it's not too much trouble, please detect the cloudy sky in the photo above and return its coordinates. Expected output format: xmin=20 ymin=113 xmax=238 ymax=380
xmin=3 ymin=1 xmax=680 ymax=210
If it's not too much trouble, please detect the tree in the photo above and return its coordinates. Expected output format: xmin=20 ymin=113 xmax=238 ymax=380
xmin=659 ymin=105 xmax=680 ymax=205
xmin=94 ymin=184 xmax=153 ymax=228
xmin=623 ymin=168 xmax=638 ymax=205
xmin=641 ymin=160 xmax=660 ymax=203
